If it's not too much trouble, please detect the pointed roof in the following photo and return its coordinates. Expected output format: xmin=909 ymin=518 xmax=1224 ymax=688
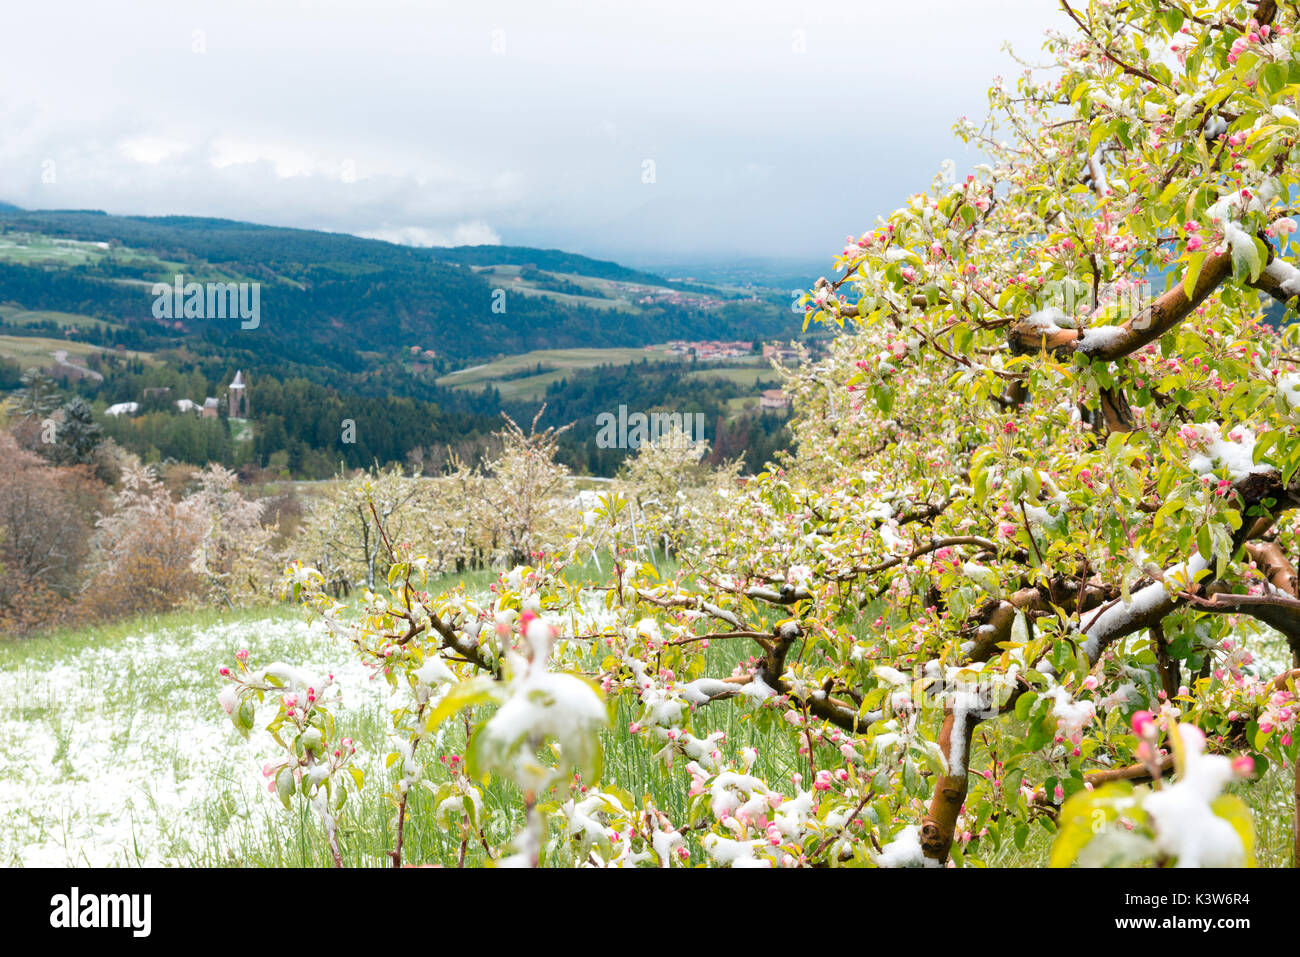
xmin=229 ymin=370 xmax=245 ymax=389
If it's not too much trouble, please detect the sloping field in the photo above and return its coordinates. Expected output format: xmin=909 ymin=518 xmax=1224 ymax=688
xmin=438 ymin=345 xmax=673 ymax=400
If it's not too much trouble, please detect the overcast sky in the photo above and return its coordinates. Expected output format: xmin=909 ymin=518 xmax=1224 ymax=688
xmin=0 ymin=0 xmax=1064 ymax=267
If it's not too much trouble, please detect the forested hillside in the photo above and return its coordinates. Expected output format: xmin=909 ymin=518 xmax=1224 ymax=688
xmin=0 ymin=209 xmax=794 ymax=364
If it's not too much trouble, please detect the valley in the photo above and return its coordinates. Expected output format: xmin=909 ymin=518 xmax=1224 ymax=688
xmin=0 ymin=208 xmax=815 ymax=479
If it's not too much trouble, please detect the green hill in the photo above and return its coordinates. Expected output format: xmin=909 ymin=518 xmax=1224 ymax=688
xmin=0 ymin=209 xmax=793 ymax=371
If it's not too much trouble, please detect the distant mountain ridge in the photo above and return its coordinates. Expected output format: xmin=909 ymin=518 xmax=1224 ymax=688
xmin=0 ymin=208 xmax=796 ymax=369
xmin=423 ymin=244 xmax=672 ymax=286
xmin=0 ymin=209 xmax=674 ymax=285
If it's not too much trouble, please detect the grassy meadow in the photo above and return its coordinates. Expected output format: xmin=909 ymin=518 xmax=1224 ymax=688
xmin=0 ymin=562 xmax=1294 ymax=868
xmin=0 ymin=306 xmax=117 ymax=332
xmin=436 ymin=346 xmax=674 ymax=401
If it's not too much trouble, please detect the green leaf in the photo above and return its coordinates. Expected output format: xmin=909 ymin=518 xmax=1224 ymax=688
xmin=1157 ymin=178 xmax=1183 ymax=207
xmin=235 ymin=697 xmax=256 ymax=737
xmin=1015 ymin=691 xmax=1038 ymax=721
xmin=1251 ymin=237 xmax=1269 ymax=282
xmin=1230 ymin=234 xmax=1264 ymax=283
xmin=425 ymin=676 xmax=499 ymax=732
xmin=875 ymin=384 xmax=895 ymax=415
xmin=1210 ymin=794 xmax=1257 ymax=867
xmin=952 ymin=323 xmax=974 ymax=356
xmin=1049 ymin=782 xmax=1134 ymax=868
xmin=1196 ymin=523 xmax=1213 ymax=561
xmin=1263 ymin=62 xmax=1286 ymax=96
xmin=1182 ymin=250 xmax=1208 ymax=298
xmin=275 ymin=767 xmax=296 ymax=810
xmin=1087 ymin=119 xmax=1111 ymax=156
xmin=1254 ymin=726 xmax=1273 ymax=752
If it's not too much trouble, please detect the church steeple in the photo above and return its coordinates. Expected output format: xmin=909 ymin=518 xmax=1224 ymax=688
xmin=227 ymin=370 xmax=249 ymax=419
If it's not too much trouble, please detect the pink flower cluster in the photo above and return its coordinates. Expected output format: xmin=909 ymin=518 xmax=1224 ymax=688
xmin=1228 ymin=20 xmax=1278 ymax=64
xmin=1259 ymin=689 xmax=1297 ymax=747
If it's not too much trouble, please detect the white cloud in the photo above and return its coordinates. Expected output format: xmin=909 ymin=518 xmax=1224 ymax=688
xmin=0 ymin=0 xmax=1063 ymax=260
xmin=118 ymin=133 xmax=192 ymax=165
xmin=208 ymin=138 xmax=324 ymax=179
xmin=356 ymin=222 xmax=501 ymax=248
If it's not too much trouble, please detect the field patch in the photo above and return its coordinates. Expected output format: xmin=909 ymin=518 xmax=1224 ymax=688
xmin=437 ymin=345 xmax=674 ymax=400
xmin=0 ymin=306 xmax=117 ymax=331
xmin=0 ymin=334 xmax=149 ymax=372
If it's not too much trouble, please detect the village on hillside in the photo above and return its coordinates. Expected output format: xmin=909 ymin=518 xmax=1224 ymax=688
xmin=105 ymin=369 xmax=250 ymax=421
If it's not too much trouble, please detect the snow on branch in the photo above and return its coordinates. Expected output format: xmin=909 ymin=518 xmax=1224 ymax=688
xmin=1009 ymin=250 xmax=1234 ymax=362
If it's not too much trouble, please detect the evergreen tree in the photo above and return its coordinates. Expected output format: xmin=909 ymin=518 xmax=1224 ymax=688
xmin=13 ymin=369 xmax=62 ymax=420
xmin=50 ymin=397 xmax=103 ymax=466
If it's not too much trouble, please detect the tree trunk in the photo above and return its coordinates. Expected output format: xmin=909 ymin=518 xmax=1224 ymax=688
xmin=920 ymin=709 xmax=976 ymax=863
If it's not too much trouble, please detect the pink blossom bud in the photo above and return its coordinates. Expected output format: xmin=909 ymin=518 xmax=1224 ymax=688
xmin=1131 ymin=710 xmax=1155 ymax=737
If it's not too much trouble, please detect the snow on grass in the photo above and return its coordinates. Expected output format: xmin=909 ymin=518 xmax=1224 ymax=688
xmin=0 ymin=609 xmax=386 ymax=867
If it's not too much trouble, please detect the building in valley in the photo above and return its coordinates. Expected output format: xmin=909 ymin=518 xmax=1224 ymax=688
xmin=227 ymin=370 xmax=249 ymax=419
